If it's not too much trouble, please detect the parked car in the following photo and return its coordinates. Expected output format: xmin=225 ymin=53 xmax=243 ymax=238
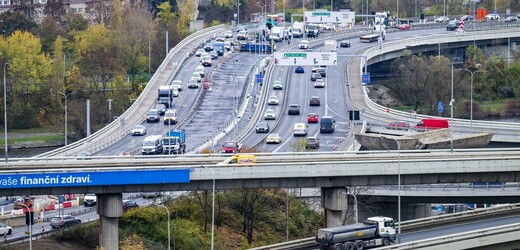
xmin=264 ymin=109 xmax=276 ymax=120
xmin=265 ymin=133 xmax=282 ymax=144
xmin=385 ymin=121 xmax=411 ymax=130
xmin=272 ymin=80 xmax=283 ymax=90
xmin=314 ymin=79 xmax=325 ymax=88
xmin=255 ymin=122 xmax=270 ymax=133
xmin=339 ymin=40 xmax=351 ymax=48
xmin=504 ymin=16 xmax=518 ymax=22
xmin=307 ymin=113 xmax=319 ymax=123
xmin=305 ymin=137 xmax=320 ymax=149
xmin=446 ymin=20 xmax=461 ymax=31
xmin=268 ymin=95 xmax=279 ymax=105
xmin=146 ymin=109 xmax=160 ymax=123
xmin=131 ymin=125 xmax=147 ymax=136
xmin=123 ymin=200 xmax=139 ymax=211
xmin=50 ymin=215 xmax=81 ymax=229
xmin=309 ymin=96 xmax=321 ymax=106
xmin=435 ymin=16 xmax=450 ymax=23
xmin=288 ymin=104 xmax=301 ymax=115
xmin=310 ymin=73 xmax=322 ymax=81
xmin=0 ymin=223 xmax=12 ymax=235
xmin=295 ymin=66 xmax=305 ymax=73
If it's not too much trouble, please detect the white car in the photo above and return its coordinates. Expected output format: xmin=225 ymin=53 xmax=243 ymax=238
xmin=195 ymin=49 xmax=205 ymax=57
xmin=485 ymin=13 xmax=500 ymax=20
xmin=434 ymin=16 xmax=450 ymax=23
xmin=299 ymin=40 xmax=309 ymax=49
xmin=171 ymin=80 xmax=182 ymax=91
xmin=224 ymin=31 xmax=233 ymax=38
xmin=191 ymin=72 xmax=202 ymax=82
xmin=200 ymin=52 xmax=210 ymax=60
xmin=266 ymin=134 xmax=282 ymax=144
xmin=264 ymin=109 xmax=276 ymax=120
xmin=314 ymin=79 xmax=325 ymax=88
xmin=201 ymin=56 xmax=212 ymax=66
xmin=0 ymin=223 xmax=12 ymax=235
xmin=268 ymin=95 xmax=279 ymax=105
xmin=131 ymin=125 xmax=147 ymax=136
xmin=172 ymin=89 xmax=179 ymax=97
xmin=194 ymin=67 xmax=205 ymax=77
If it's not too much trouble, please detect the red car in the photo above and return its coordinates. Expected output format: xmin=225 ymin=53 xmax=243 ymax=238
xmin=398 ymin=24 xmax=411 ymax=30
xmin=307 ymin=113 xmax=319 ymax=123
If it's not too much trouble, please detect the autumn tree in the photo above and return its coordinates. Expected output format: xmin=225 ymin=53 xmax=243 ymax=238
xmin=86 ymin=0 xmax=113 ymax=25
xmin=43 ymin=0 xmax=65 ymax=21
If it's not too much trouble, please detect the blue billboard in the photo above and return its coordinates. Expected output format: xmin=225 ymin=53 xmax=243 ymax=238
xmin=0 ymin=169 xmax=190 ymax=189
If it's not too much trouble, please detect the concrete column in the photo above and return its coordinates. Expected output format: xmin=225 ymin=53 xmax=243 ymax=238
xmin=321 ymin=187 xmax=348 ymax=227
xmin=97 ymin=193 xmax=123 ymax=250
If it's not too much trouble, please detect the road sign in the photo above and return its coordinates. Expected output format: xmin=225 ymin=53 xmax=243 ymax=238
xmin=255 ymin=73 xmax=264 ymax=83
xmin=304 ymin=11 xmax=355 ymax=23
xmin=361 ymin=73 xmax=370 ymax=84
xmin=438 ymin=101 xmax=444 ymax=113
xmin=274 ymin=52 xmax=337 ymax=66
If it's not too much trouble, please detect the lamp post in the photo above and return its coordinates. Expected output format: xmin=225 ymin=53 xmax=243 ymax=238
xmin=19 ymin=203 xmax=32 ymax=250
xmin=450 ymin=62 xmax=455 ymax=152
xmin=201 ymin=166 xmax=215 ymax=250
xmin=390 ymin=138 xmax=401 ymax=244
xmin=3 ymin=63 xmax=8 ymax=162
xmin=156 ymin=204 xmax=171 ymax=250
xmin=58 ymin=91 xmax=73 ymax=156
xmin=462 ymin=67 xmax=483 ymax=127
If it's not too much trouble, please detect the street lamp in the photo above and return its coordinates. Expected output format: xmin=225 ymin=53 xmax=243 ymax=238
xmin=58 ymin=91 xmax=73 ymax=156
xmin=19 ymin=203 xmax=32 ymax=250
xmin=156 ymin=204 xmax=171 ymax=250
xmin=390 ymin=138 xmax=401 ymax=244
xmin=463 ymin=66 xmax=483 ymax=127
xmin=201 ymin=166 xmax=215 ymax=250
xmin=450 ymin=62 xmax=455 ymax=152
xmin=3 ymin=62 xmax=8 ymax=162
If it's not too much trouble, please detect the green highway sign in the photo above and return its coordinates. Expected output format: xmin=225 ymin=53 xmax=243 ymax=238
xmin=274 ymin=52 xmax=337 ymax=66
xmin=312 ymin=12 xmax=330 ymax=16
xmin=283 ymin=53 xmax=307 ymax=58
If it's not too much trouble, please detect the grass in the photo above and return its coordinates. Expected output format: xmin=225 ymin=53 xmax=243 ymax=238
xmin=0 ymin=134 xmax=64 ymax=146
xmin=8 ymin=127 xmax=61 ymax=133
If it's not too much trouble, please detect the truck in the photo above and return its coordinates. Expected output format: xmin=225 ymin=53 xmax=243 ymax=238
xmin=157 ymin=85 xmax=174 ymax=107
xmin=270 ymin=26 xmax=285 ymax=42
xmin=222 ymin=141 xmax=241 ymax=153
xmin=323 ymin=40 xmax=337 ymax=52
xmin=292 ymin=22 xmax=305 ymax=38
xmin=306 ymin=23 xmax=320 ymax=38
xmin=163 ymin=129 xmax=186 ymax=154
xmin=218 ymin=155 xmax=256 ymax=165
xmin=214 ymin=41 xmax=225 ymax=56
xmin=360 ymin=28 xmax=386 ymax=43
xmin=239 ymin=42 xmax=276 ymax=52
xmin=414 ymin=118 xmax=449 ymax=132
xmin=315 ymin=216 xmax=396 ymax=249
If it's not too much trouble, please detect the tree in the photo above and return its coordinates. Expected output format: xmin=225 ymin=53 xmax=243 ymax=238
xmin=63 ymin=13 xmax=88 ymax=33
xmin=85 ymin=0 xmax=113 ymax=25
xmin=43 ymin=0 xmax=65 ymax=21
xmin=0 ymin=11 xmax=37 ymax=37
xmin=10 ymin=0 xmax=40 ymax=21
xmin=37 ymin=17 xmax=66 ymax=53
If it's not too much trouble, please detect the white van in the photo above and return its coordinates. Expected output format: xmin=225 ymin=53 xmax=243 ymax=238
xmin=293 ymin=123 xmax=307 ymax=136
xmin=142 ymin=135 xmax=163 ymax=155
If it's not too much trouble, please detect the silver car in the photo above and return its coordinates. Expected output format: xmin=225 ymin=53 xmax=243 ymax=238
xmin=131 ymin=125 xmax=147 ymax=136
xmin=268 ymin=95 xmax=279 ymax=105
xmin=264 ymin=109 xmax=276 ymax=120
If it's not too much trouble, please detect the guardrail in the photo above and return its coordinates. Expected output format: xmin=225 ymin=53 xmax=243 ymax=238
xmin=36 ymin=24 xmax=227 ymax=158
xmin=249 ymin=202 xmax=520 ymax=250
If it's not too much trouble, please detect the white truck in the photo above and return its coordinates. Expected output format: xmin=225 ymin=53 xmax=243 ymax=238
xmin=270 ymin=26 xmax=285 ymax=42
xmin=323 ymin=40 xmax=337 ymax=52
xmin=315 ymin=216 xmax=396 ymax=249
xmin=292 ymin=22 xmax=305 ymax=38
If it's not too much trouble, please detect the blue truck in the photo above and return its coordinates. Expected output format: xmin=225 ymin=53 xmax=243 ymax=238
xmin=214 ymin=41 xmax=225 ymax=56
xmin=163 ymin=129 xmax=186 ymax=154
xmin=239 ymin=42 xmax=276 ymax=53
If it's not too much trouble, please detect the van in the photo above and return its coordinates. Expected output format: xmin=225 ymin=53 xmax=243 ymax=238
xmin=320 ymin=116 xmax=335 ymax=133
xmin=219 ymin=155 xmax=257 ymax=165
xmin=414 ymin=118 xmax=449 ymax=131
xmin=163 ymin=109 xmax=178 ymax=125
xmin=293 ymin=123 xmax=307 ymax=136
xmin=141 ymin=135 xmax=163 ymax=155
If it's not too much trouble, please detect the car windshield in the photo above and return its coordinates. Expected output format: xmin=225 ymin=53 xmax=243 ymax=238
xmin=266 ymin=109 xmax=275 ymax=113
xmin=163 ymin=138 xmax=179 ymax=145
xmin=147 ymin=110 xmax=159 ymax=115
xmin=308 ymin=138 xmax=317 ymax=142
xmin=143 ymin=141 xmax=156 ymax=147
xmin=134 ymin=125 xmax=145 ymax=130
xmin=224 ymin=142 xmax=235 ymax=147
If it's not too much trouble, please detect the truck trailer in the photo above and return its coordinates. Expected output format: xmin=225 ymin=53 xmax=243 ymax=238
xmin=414 ymin=118 xmax=449 ymax=131
xmin=157 ymin=85 xmax=174 ymax=107
xmin=163 ymin=129 xmax=186 ymax=154
xmin=315 ymin=216 xmax=395 ymax=250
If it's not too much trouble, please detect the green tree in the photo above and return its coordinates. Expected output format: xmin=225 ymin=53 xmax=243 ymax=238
xmin=10 ymin=0 xmax=40 ymax=21
xmin=64 ymin=13 xmax=89 ymax=33
xmin=37 ymin=17 xmax=66 ymax=53
xmin=0 ymin=10 xmax=37 ymax=37
xmin=43 ymin=0 xmax=65 ymax=21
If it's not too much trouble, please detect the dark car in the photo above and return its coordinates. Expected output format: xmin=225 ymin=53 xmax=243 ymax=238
xmin=295 ymin=66 xmax=305 ymax=73
xmin=255 ymin=122 xmax=270 ymax=133
xmin=340 ymin=40 xmax=351 ymax=48
xmin=155 ymin=103 xmax=167 ymax=115
xmin=305 ymin=137 xmax=320 ymax=149
xmin=50 ymin=215 xmax=81 ymax=229
xmin=146 ymin=109 xmax=160 ymax=123
xmin=309 ymin=96 xmax=320 ymax=106
xmin=446 ymin=20 xmax=461 ymax=31
xmin=123 ymin=200 xmax=139 ymax=211
xmin=310 ymin=73 xmax=322 ymax=81
xmin=385 ymin=121 xmax=411 ymax=130
xmin=288 ymin=104 xmax=300 ymax=115
xmin=317 ymin=67 xmax=326 ymax=77
xmin=460 ymin=15 xmax=474 ymax=21
xmin=209 ymin=50 xmax=219 ymax=59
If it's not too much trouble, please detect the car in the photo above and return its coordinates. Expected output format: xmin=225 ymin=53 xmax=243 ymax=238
xmin=299 ymin=40 xmax=309 ymax=49
xmin=204 ymin=43 xmax=214 ymax=51
xmin=435 ymin=16 xmax=450 ymax=23
xmin=237 ymin=31 xmax=248 ymax=40
xmin=123 ymin=200 xmax=139 ymax=211
xmin=194 ymin=67 xmax=205 ymax=77
xmin=209 ymin=50 xmax=219 ymax=59
xmin=191 ymin=72 xmax=202 ymax=82
xmin=171 ymin=80 xmax=183 ymax=91
xmin=76 ymin=151 xmax=92 ymax=160
xmin=317 ymin=67 xmax=326 ymax=77
xmin=305 ymin=137 xmax=320 ymax=149
xmin=485 ymin=13 xmax=500 ymax=21
xmin=264 ymin=109 xmax=276 ymax=120
xmin=142 ymin=192 xmax=162 ymax=198
xmin=311 ymin=66 xmax=320 ymax=72
xmin=265 ymin=133 xmax=282 ymax=144
xmin=224 ymin=31 xmax=233 ymax=38
xmin=195 ymin=49 xmax=205 ymax=57
xmin=322 ymin=24 xmax=335 ymax=30
xmin=0 ymin=223 xmax=12 ymax=235
xmin=201 ymin=56 xmax=212 ymax=66
xmin=288 ymin=104 xmax=300 ymax=115
xmin=146 ymin=109 xmax=160 ymax=123
xmin=307 ymin=113 xmax=319 ymax=123
xmin=131 ymin=125 xmax=147 ymax=136
xmin=50 ymin=215 xmax=81 ymax=229
xmin=267 ymin=95 xmax=279 ymax=105
xmin=339 ymin=40 xmax=351 ymax=48
xmin=272 ymin=80 xmax=283 ymax=90
xmin=398 ymin=24 xmax=411 ymax=30
xmin=446 ymin=20 xmax=461 ymax=31
xmin=460 ymin=15 xmax=474 ymax=21
xmin=83 ymin=193 xmax=96 ymax=206
xmin=385 ymin=121 xmax=411 ymax=130
xmin=216 ymin=36 xmax=225 ymax=42
xmin=309 ymin=96 xmax=320 ymax=106
xmin=155 ymin=103 xmax=167 ymax=115
xmin=223 ymin=41 xmax=232 ymax=51
xmin=314 ymin=79 xmax=325 ymax=88
xmin=188 ymin=79 xmax=199 ymax=88
xmin=295 ymin=66 xmax=305 ymax=73
xmin=255 ymin=122 xmax=270 ymax=133
xmin=504 ymin=16 xmax=518 ymax=22
xmin=310 ymin=73 xmax=322 ymax=81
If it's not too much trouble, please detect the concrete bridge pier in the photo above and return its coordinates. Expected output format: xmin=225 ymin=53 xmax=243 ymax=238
xmin=97 ymin=193 xmax=123 ymax=250
xmin=321 ymin=187 xmax=348 ymax=227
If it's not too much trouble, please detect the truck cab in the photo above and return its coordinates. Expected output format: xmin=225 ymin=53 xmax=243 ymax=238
xmin=218 ymin=155 xmax=257 ymax=165
xmin=163 ymin=129 xmax=186 ymax=154
xmin=157 ymin=85 xmax=173 ymax=107
xmin=222 ymin=141 xmax=240 ymax=153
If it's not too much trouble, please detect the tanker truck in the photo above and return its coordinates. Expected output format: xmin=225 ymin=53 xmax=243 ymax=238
xmin=315 ymin=216 xmax=396 ymax=250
